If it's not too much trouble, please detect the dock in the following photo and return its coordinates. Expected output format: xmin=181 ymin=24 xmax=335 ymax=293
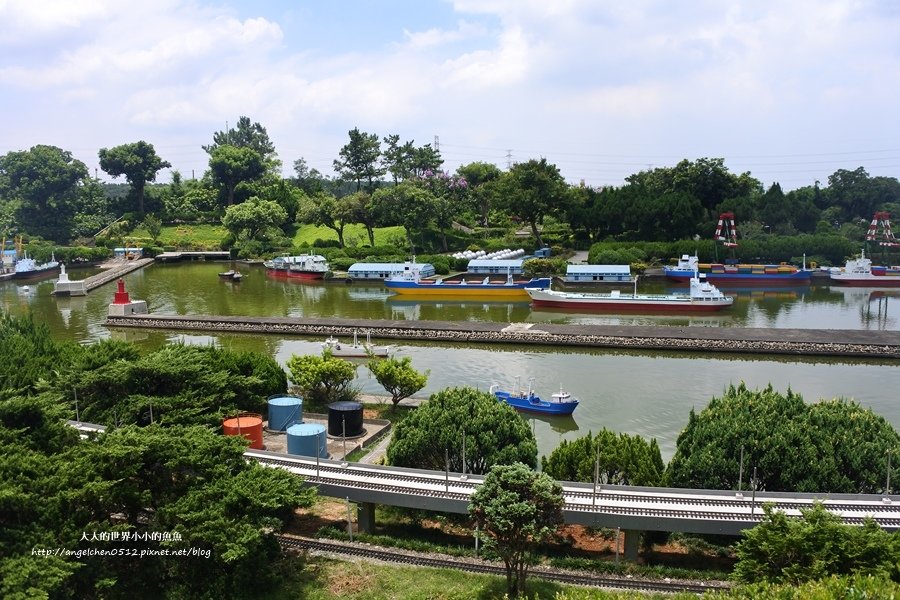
xmin=155 ymin=251 xmax=231 ymax=262
xmin=53 ymin=258 xmax=154 ymax=295
xmin=104 ymin=313 xmax=900 ymax=359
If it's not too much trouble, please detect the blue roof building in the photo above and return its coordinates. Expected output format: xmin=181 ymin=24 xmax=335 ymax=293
xmin=347 ymin=262 xmax=435 ymax=280
xmin=565 ymin=264 xmax=632 ymax=282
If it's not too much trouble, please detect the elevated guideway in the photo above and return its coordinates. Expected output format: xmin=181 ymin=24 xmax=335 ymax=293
xmin=65 ymin=422 xmax=900 ymax=537
xmin=245 ymin=448 xmax=900 ymax=537
xmin=68 ymin=420 xmax=900 ymax=560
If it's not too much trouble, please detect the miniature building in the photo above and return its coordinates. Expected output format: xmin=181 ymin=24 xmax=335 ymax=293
xmin=466 ymin=258 xmax=525 ymax=275
xmin=347 ymin=262 xmax=435 ymax=280
xmin=565 ymin=264 xmax=632 ymax=282
xmin=114 ymin=247 xmax=144 ymax=259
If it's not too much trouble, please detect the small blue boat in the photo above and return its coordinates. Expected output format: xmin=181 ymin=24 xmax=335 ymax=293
xmin=490 ymin=379 xmax=579 ymax=415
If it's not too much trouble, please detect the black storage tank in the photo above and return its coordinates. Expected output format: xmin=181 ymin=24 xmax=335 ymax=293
xmin=328 ymin=401 xmax=364 ymax=437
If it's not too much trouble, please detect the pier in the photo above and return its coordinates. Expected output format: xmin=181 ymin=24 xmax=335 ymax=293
xmin=53 ymin=258 xmax=154 ymax=295
xmin=155 ymin=250 xmax=231 ymax=262
xmin=104 ymin=313 xmax=900 ymax=359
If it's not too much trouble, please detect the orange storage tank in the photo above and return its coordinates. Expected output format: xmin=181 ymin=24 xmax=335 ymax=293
xmin=222 ymin=413 xmax=264 ymax=449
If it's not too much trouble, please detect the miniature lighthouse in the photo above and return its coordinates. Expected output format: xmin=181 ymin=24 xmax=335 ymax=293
xmin=107 ymin=279 xmax=148 ymax=317
xmin=53 ymin=263 xmax=87 ymax=296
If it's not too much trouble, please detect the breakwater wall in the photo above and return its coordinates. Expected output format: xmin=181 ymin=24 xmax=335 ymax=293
xmin=104 ymin=314 xmax=900 ymax=359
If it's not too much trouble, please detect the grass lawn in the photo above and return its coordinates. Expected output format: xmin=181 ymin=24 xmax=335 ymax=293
xmin=292 ymin=224 xmax=406 ymax=247
xmin=283 ymin=556 xmax=691 ymax=600
xmin=130 ymin=224 xmax=228 ymax=250
xmin=127 ymin=223 xmax=407 ymax=252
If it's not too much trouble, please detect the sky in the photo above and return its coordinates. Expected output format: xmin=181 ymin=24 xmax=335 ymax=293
xmin=1 ymin=0 xmax=899 ymax=191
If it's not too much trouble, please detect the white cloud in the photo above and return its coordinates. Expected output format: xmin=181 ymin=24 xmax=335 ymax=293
xmin=0 ymin=0 xmax=112 ymax=43
xmin=1 ymin=0 xmax=899 ymax=188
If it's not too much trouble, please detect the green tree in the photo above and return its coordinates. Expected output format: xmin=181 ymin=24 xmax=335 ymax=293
xmin=367 ymin=356 xmax=428 ymax=409
xmin=98 ymin=141 xmax=171 ymax=214
xmin=410 ymin=143 xmax=443 ymax=177
xmin=285 ymin=351 xmax=358 ymax=405
xmin=381 ymin=134 xmax=413 ymax=183
xmin=371 ymin=181 xmax=433 ymax=252
xmin=222 ymin=196 xmax=288 ymax=242
xmin=457 ymin=161 xmax=502 ymax=226
xmin=208 ymin=145 xmax=266 ymax=206
xmin=142 ymin=214 xmax=162 ymax=242
xmin=333 ymin=127 xmax=384 ymax=192
xmin=734 ymin=503 xmax=899 ymax=585
xmin=72 ymin=176 xmax=115 ymax=240
xmin=495 ymin=158 xmax=569 ymax=247
xmin=627 ymin=158 xmax=761 ymax=215
xmin=204 ymin=116 xmax=279 ymax=171
xmin=667 ymin=383 xmax=900 ymax=493
xmin=541 ymin=429 xmax=664 ymax=486
xmin=347 ymin=191 xmax=378 ymax=247
xmin=522 ymin=258 xmax=566 ymax=278
xmin=469 ymin=462 xmax=565 ymax=597
xmin=298 ymin=192 xmax=355 ymax=247
xmin=70 ymin=342 xmax=286 ymax=427
xmin=292 ymin=157 xmax=326 ymax=195
xmin=0 ymin=144 xmax=89 ymax=242
xmin=386 ymin=387 xmax=537 ymax=473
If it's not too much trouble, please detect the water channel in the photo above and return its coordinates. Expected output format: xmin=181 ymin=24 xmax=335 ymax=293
xmin=5 ymin=261 xmax=900 ymax=461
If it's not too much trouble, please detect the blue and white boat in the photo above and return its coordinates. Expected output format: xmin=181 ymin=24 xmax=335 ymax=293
xmin=490 ymin=378 xmax=579 ymax=415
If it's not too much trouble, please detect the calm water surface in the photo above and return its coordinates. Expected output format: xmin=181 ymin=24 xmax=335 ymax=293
xmin=5 ymin=261 xmax=899 ymax=461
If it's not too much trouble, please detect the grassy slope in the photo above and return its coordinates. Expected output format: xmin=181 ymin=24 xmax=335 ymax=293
xmin=290 ymin=224 xmax=407 ymax=247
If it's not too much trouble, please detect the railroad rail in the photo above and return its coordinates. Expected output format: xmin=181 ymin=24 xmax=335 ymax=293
xmin=68 ymin=421 xmax=899 ymax=536
xmin=249 ymin=449 xmax=899 ymax=536
xmin=277 ymin=535 xmax=730 ymax=594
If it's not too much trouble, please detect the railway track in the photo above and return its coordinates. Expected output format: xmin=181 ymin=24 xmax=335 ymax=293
xmin=248 ymin=452 xmax=900 ymax=529
xmin=277 ymin=535 xmax=731 ymax=595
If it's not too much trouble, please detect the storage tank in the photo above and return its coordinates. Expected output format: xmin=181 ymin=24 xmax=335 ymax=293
xmin=327 ymin=401 xmax=364 ymax=437
xmin=267 ymin=395 xmax=303 ymax=431
xmin=222 ymin=413 xmax=264 ymax=449
xmin=286 ymin=423 xmax=328 ymax=458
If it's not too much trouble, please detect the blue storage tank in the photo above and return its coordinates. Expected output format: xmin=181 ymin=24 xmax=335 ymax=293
xmin=286 ymin=423 xmax=328 ymax=458
xmin=267 ymin=395 xmax=303 ymax=431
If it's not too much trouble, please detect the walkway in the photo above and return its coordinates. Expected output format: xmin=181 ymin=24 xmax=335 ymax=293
xmin=53 ymin=258 xmax=154 ymax=295
xmin=104 ymin=313 xmax=900 ymax=359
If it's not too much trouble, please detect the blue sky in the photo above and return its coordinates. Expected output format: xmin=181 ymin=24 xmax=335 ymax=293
xmin=1 ymin=0 xmax=899 ymax=190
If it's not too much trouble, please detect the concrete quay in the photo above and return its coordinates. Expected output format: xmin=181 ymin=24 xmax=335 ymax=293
xmin=53 ymin=258 xmax=154 ymax=295
xmin=104 ymin=313 xmax=900 ymax=359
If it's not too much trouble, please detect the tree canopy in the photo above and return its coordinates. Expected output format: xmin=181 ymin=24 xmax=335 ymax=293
xmin=285 ymin=351 xmax=358 ymax=406
xmin=734 ymin=503 xmax=900 ymax=585
xmin=541 ymin=429 xmax=664 ymax=487
xmin=667 ymin=383 xmax=900 ymax=493
xmin=0 ymin=144 xmax=88 ymax=241
xmin=469 ymin=462 xmax=564 ymax=597
xmin=204 ymin=116 xmax=279 ymax=171
xmin=98 ymin=141 xmax=170 ymax=214
xmin=366 ymin=355 xmax=428 ymax=409
xmin=333 ymin=127 xmax=384 ymax=192
xmin=208 ymin=145 xmax=267 ymax=206
xmin=222 ymin=196 xmax=288 ymax=242
xmin=0 ymin=312 xmax=311 ymax=599
xmin=386 ymin=386 xmax=537 ymax=473
xmin=494 ymin=158 xmax=569 ymax=247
